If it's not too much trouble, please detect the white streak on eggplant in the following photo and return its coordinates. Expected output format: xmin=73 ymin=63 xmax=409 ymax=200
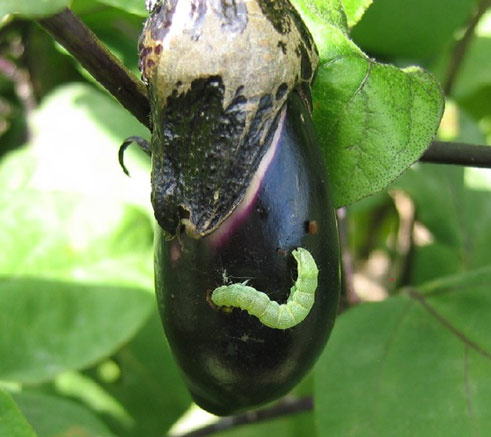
xmin=206 ymin=107 xmax=286 ymax=247
xmin=211 ymin=248 xmax=318 ymax=329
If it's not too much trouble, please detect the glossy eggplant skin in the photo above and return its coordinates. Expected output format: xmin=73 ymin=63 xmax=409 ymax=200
xmin=155 ymin=92 xmax=341 ymax=415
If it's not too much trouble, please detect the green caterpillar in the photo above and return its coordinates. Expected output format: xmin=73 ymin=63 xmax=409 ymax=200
xmin=211 ymin=248 xmax=318 ymax=330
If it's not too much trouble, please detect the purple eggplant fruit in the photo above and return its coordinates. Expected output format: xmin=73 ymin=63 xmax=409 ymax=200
xmin=121 ymin=0 xmax=341 ymax=415
xmin=155 ymin=90 xmax=340 ymax=414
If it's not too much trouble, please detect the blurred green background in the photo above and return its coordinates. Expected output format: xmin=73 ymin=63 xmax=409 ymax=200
xmin=1 ymin=0 xmax=491 ymax=436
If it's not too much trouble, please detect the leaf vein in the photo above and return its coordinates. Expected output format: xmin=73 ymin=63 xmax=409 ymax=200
xmin=408 ymin=289 xmax=491 ymax=361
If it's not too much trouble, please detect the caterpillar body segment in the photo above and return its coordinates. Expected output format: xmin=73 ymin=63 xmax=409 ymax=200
xmin=211 ymin=248 xmax=318 ymax=330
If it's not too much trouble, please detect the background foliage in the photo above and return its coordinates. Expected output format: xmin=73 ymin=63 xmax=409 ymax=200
xmin=0 ymin=0 xmax=490 ymax=436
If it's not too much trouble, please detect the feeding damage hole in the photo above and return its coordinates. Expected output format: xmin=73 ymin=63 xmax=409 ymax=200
xmin=305 ymin=220 xmax=318 ymax=235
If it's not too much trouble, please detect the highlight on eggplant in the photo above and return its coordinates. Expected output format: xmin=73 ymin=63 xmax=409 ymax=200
xmin=211 ymin=248 xmax=318 ymax=330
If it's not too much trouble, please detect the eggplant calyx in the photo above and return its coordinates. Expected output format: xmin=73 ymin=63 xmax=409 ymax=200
xmin=211 ymin=247 xmax=318 ymax=330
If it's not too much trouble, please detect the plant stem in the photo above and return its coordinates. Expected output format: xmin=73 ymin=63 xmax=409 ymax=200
xmin=38 ymin=8 xmax=151 ymax=130
xmin=173 ymin=397 xmax=313 ymax=437
xmin=443 ymin=0 xmax=491 ymax=96
xmin=38 ymin=9 xmax=491 ymax=169
xmin=420 ymin=141 xmax=491 ymax=168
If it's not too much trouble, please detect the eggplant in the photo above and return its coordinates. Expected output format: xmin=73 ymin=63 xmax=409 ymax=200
xmin=154 ymin=91 xmax=340 ymax=415
xmin=121 ymin=0 xmax=341 ymax=415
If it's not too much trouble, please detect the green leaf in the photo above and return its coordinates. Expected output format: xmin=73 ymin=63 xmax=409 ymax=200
xmin=96 ymin=0 xmax=147 ymax=16
xmin=84 ymin=310 xmax=191 ymax=437
xmin=53 ymin=371 xmax=132 ymax=427
xmin=350 ymin=0 xmax=477 ymax=60
xmin=347 ymin=192 xmax=398 ymax=260
xmin=0 ymin=191 xmax=154 ymax=288
xmin=0 ymin=278 xmax=153 ymax=383
xmin=0 ymin=83 xmax=153 ymax=287
xmin=0 ymin=389 xmax=37 ymax=437
xmin=315 ymin=268 xmax=491 ymax=436
xmin=341 ymin=0 xmax=373 ymax=28
xmin=452 ymin=36 xmax=491 ymax=120
xmin=419 ymin=267 xmax=491 ymax=354
xmin=14 ymin=392 xmax=114 ymax=437
xmin=420 ymin=264 xmax=491 ymax=294
xmin=0 ymin=71 xmax=155 ymax=389
xmin=453 ymin=37 xmax=491 ymax=99
xmin=396 ymin=166 xmax=465 ymax=248
xmin=293 ymin=2 xmax=444 ymax=207
xmin=458 ymin=85 xmax=491 ymax=122
xmin=0 ymin=0 xmax=70 ymax=18
xmin=78 ymin=8 xmax=143 ymax=76
xmin=292 ymin=0 xmax=348 ymax=33
xmin=396 ymin=164 xmax=491 ymax=278
xmin=318 ymin=62 xmax=443 ymax=206
xmin=409 ymin=244 xmax=461 ymax=286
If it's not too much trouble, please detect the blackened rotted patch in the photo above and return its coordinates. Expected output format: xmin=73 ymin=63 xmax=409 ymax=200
xmin=212 ymin=0 xmax=248 ymax=33
xmin=150 ymin=76 xmax=279 ymax=236
xmin=259 ymin=0 xmax=316 ymax=57
xmin=260 ymin=0 xmax=318 ymax=86
xmin=276 ymin=83 xmax=288 ymax=101
xmin=258 ymin=0 xmax=292 ymax=34
xmin=251 ymin=95 xmax=274 ymax=132
xmin=277 ymin=40 xmax=287 ymax=55
xmin=299 ymin=45 xmax=313 ymax=81
xmin=287 ymin=2 xmax=315 ymax=53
